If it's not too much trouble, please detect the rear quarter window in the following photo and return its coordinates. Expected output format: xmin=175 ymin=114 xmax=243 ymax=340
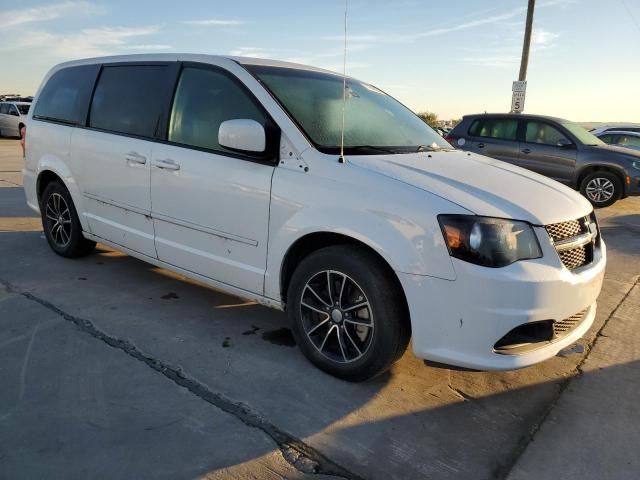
xmin=33 ymin=65 xmax=99 ymax=124
xmin=468 ymin=118 xmax=518 ymax=141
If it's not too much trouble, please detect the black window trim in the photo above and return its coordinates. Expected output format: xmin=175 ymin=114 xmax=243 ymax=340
xmin=30 ymin=60 xmax=281 ymax=166
xmin=467 ymin=117 xmax=520 ymax=142
xmin=158 ymin=61 xmax=281 ymax=165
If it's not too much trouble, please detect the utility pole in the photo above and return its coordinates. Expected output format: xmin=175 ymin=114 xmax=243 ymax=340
xmin=511 ymin=0 xmax=536 ymax=113
xmin=518 ymin=0 xmax=536 ymax=82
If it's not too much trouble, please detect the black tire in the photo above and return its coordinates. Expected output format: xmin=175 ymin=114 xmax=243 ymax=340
xmin=287 ymin=245 xmax=410 ymax=382
xmin=40 ymin=180 xmax=96 ymax=257
xmin=579 ymin=171 xmax=622 ymax=208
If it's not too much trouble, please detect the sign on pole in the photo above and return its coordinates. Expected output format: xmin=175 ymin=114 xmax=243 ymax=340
xmin=511 ymin=81 xmax=527 ymax=113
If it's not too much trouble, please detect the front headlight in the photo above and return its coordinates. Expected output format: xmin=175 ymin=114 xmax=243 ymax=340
xmin=438 ymin=215 xmax=542 ymax=267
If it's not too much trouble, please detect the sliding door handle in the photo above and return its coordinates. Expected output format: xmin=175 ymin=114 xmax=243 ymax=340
xmin=125 ymin=151 xmax=147 ymax=165
xmin=154 ymin=159 xmax=181 ymax=171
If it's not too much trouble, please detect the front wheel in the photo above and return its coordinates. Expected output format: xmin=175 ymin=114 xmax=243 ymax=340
xmin=40 ymin=180 xmax=96 ymax=257
xmin=287 ymin=245 xmax=410 ymax=381
xmin=580 ymin=171 xmax=622 ymax=208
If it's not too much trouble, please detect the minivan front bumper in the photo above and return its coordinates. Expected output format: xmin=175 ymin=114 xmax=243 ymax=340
xmin=399 ymin=238 xmax=606 ymax=371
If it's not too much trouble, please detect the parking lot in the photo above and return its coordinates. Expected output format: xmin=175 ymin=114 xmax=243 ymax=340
xmin=1 ymin=136 xmax=638 ymax=479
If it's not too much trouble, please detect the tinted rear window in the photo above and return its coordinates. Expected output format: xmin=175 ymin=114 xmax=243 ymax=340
xmin=33 ymin=65 xmax=98 ymax=124
xmin=89 ymin=65 xmax=168 ymax=138
xmin=469 ymin=118 xmax=518 ymax=141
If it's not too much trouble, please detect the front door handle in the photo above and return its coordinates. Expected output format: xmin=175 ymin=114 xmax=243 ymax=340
xmin=477 ymin=143 xmax=485 ymax=148
xmin=125 ymin=151 xmax=147 ymax=165
xmin=521 ymin=148 xmax=531 ymax=154
xmin=154 ymin=159 xmax=181 ymax=171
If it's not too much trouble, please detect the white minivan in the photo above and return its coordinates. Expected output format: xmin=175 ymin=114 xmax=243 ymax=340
xmin=23 ymin=54 xmax=605 ymax=381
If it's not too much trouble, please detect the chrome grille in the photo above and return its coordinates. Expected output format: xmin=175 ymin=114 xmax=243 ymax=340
xmin=558 ymin=246 xmax=587 ymax=270
xmin=546 ymin=216 xmax=596 ymax=271
xmin=546 ymin=219 xmax=582 ymax=242
xmin=554 ymin=309 xmax=588 ymax=337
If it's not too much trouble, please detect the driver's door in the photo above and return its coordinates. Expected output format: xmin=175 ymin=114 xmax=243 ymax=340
xmin=519 ymin=120 xmax=577 ymax=184
xmin=150 ymin=64 xmax=276 ymax=294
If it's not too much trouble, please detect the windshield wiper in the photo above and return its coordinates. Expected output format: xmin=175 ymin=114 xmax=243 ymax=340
xmin=347 ymin=145 xmax=397 ymax=154
xmin=416 ymin=144 xmax=453 ymax=152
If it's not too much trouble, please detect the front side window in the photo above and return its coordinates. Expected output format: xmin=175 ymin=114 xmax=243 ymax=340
xmin=168 ymin=67 xmax=267 ymax=152
xmin=33 ymin=65 xmax=97 ymax=124
xmin=469 ymin=118 xmax=518 ymax=141
xmin=17 ymin=104 xmax=30 ymax=115
xmin=247 ymin=65 xmax=450 ymax=154
xmin=89 ymin=65 xmax=167 ymax=138
xmin=525 ymin=121 xmax=569 ymax=146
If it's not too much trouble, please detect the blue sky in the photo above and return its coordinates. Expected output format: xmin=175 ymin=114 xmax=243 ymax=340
xmin=1 ymin=0 xmax=639 ymax=121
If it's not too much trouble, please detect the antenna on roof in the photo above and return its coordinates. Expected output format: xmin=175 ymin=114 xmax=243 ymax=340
xmin=338 ymin=0 xmax=348 ymax=164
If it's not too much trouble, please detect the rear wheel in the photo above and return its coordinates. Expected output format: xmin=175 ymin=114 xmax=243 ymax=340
xmin=40 ymin=180 xmax=96 ymax=257
xmin=580 ymin=171 xmax=622 ymax=208
xmin=287 ymin=245 xmax=410 ymax=381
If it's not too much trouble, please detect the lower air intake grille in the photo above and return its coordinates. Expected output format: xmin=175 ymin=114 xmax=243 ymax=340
xmin=554 ymin=309 xmax=588 ymax=337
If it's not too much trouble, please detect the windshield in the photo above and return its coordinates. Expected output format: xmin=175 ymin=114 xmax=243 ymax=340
xmin=17 ymin=104 xmax=30 ymax=115
xmin=562 ymin=121 xmax=605 ymax=146
xmin=247 ymin=65 xmax=451 ymax=154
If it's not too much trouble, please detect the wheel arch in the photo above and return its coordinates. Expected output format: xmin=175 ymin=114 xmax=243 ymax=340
xmin=576 ymin=164 xmax=627 ymax=195
xmin=279 ymin=231 xmax=411 ymax=330
xmin=37 ymin=169 xmax=66 ymax=201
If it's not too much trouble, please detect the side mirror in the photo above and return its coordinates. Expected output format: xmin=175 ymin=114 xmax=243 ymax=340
xmin=557 ymin=138 xmax=574 ymax=148
xmin=218 ymin=119 xmax=266 ymax=154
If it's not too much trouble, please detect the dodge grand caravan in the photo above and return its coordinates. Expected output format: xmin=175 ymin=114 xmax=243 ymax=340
xmin=23 ymin=55 xmax=606 ymax=381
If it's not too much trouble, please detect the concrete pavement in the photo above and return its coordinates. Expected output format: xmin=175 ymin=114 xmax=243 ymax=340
xmin=1 ymin=138 xmax=639 ymax=479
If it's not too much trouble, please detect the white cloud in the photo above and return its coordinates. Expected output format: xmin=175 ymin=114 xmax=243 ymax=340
xmin=4 ymin=1 xmax=99 ymax=27
xmin=229 ymin=47 xmax=273 ymax=58
xmin=2 ymin=25 xmax=163 ymax=59
xmin=533 ymin=29 xmax=560 ymax=48
xmin=182 ymin=19 xmax=245 ymax=26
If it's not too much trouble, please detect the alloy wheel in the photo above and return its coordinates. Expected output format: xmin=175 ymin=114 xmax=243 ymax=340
xmin=45 ymin=192 xmax=72 ymax=247
xmin=585 ymin=177 xmax=615 ymax=203
xmin=299 ymin=270 xmax=375 ymax=364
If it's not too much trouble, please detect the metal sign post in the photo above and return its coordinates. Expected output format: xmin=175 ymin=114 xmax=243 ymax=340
xmin=511 ymin=81 xmax=527 ymax=113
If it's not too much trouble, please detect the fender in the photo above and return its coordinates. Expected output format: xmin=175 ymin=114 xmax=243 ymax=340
xmin=36 ymin=155 xmax=91 ymax=233
xmin=264 ymin=165 xmax=467 ymax=301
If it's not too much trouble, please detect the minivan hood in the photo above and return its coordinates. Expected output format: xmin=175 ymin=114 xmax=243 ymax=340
xmin=348 ymin=150 xmax=592 ymax=225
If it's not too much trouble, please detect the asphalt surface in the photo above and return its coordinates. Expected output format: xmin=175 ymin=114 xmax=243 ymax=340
xmin=1 ymin=138 xmax=638 ymax=479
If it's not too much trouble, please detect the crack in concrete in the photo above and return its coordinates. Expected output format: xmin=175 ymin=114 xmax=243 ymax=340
xmin=495 ymin=276 xmax=640 ymax=480
xmin=0 ymin=279 xmax=361 ymax=480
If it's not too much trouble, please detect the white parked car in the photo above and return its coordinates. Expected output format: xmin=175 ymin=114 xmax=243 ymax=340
xmin=23 ymin=55 xmax=606 ymax=381
xmin=0 ymin=101 xmax=30 ymax=137
xmin=590 ymin=124 xmax=640 ymax=135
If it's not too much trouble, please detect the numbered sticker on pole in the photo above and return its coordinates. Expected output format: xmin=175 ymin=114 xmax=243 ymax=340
xmin=511 ymin=91 xmax=526 ymax=113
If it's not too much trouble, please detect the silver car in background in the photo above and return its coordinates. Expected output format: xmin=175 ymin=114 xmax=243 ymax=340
xmin=0 ymin=102 xmax=30 ymax=138
xmin=596 ymin=131 xmax=640 ymax=151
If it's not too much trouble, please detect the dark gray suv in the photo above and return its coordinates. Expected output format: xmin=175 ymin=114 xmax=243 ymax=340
xmin=447 ymin=113 xmax=640 ymax=207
